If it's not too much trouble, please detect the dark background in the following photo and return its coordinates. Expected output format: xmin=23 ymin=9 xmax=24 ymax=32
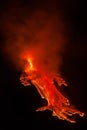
xmin=0 ymin=0 xmax=87 ymax=129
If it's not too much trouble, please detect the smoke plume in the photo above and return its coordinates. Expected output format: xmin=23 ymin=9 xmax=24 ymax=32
xmin=1 ymin=2 xmax=68 ymax=73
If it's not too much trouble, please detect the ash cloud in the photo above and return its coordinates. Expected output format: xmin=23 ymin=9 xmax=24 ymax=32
xmin=1 ymin=2 xmax=68 ymax=73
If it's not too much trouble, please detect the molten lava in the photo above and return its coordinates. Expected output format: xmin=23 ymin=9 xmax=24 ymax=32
xmin=20 ymin=55 xmax=84 ymax=123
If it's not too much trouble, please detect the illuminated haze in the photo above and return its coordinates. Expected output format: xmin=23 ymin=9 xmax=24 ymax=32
xmin=1 ymin=2 xmax=68 ymax=74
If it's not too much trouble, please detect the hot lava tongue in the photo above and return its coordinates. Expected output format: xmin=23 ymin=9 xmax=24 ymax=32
xmin=20 ymin=56 xmax=84 ymax=123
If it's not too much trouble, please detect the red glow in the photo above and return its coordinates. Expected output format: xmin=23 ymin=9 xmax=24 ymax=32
xmin=20 ymin=55 xmax=84 ymax=123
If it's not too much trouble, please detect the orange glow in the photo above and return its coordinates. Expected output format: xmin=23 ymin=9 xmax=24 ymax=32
xmin=20 ymin=56 xmax=84 ymax=123
xmin=25 ymin=57 xmax=34 ymax=72
xmin=27 ymin=58 xmax=33 ymax=70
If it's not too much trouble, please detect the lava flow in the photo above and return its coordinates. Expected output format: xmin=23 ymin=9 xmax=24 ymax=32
xmin=20 ymin=55 xmax=84 ymax=123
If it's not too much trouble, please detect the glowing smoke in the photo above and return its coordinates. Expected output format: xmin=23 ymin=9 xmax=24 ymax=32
xmin=1 ymin=3 xmax=68 ymax=74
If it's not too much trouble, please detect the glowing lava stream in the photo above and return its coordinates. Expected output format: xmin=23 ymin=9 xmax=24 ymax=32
xmin=20 ymin=56 xmax=84 ymax=123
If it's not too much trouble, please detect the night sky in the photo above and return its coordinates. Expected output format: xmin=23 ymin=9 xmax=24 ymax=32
xmin=0 ymin=0 xmax=87 ymax=129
